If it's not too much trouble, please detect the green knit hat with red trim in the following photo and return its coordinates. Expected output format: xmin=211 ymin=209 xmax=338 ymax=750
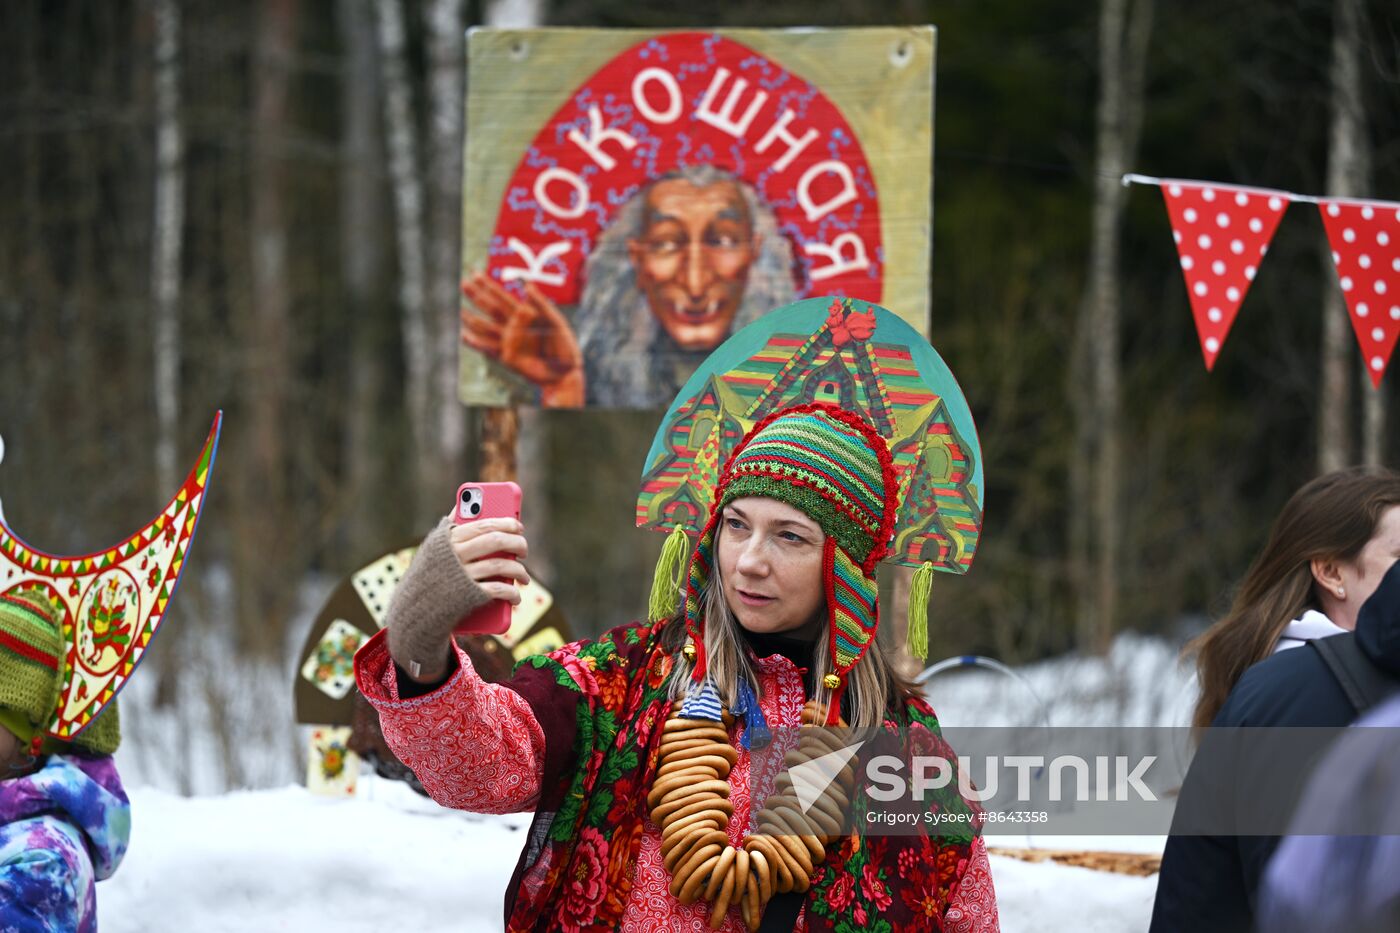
xmin=0 ymin=588 xmax=120 ymax=756
xmin=681 ymin=403 xmax=897 ymax=722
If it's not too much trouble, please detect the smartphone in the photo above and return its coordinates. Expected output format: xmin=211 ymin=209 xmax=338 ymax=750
xmin=452 ymin=481 xmax=522 ymax=635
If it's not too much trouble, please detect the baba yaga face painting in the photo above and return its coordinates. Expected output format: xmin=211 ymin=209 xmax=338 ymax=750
xmin=458 ymin=28 xmax=934 ymax=409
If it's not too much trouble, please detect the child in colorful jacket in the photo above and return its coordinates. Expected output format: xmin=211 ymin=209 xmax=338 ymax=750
xmin=0 ymin=589 xmax=129 ymax=933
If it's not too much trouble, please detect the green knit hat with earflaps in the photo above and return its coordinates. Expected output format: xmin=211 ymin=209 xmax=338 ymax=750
xmin=0 ymin=588 xmax=120 ymax=756
xmin=677 ymin=403 xmax=899 ymax=724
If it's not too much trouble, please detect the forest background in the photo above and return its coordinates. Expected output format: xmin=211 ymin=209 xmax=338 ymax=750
xmin=1 ymin=0 xmax=1398 ymax=786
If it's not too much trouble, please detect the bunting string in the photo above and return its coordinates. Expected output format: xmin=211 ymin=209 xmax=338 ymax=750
xmin=1123 ymin=174 xmax=1400 ymax=386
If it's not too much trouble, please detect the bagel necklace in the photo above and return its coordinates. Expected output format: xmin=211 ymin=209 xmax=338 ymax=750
xmin=648 ymin=677 xmax=857 ymax=932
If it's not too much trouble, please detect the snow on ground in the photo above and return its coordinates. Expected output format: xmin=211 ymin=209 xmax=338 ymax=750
xmin=921 ymin=633 xmax=1197 ymax=730
xmin=100 ymin=779 xmax=531 ymax=932
xmin=98 ymin=624 xmax=1183 ymax=930
xmin=988 ymin=853 xmax=1156 ymax=933
xmin=99 ymin=777 xmax=1159 ymax=932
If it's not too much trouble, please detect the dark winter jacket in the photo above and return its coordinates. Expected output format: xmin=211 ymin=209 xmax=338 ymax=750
xmin=1258 ymin=692 xmax=1400 ymax=933
xmin=1150 ymin=561 xmax=1400 ymax=933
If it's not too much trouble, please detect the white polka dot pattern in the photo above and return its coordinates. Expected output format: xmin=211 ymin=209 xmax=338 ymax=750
xmin=1161 ymin=182 xmax=1289 ymax=370
xmin=1317 ymin=199 xmax=1400 ymax=388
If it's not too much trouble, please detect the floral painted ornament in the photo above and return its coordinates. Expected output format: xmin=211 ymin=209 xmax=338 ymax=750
xmin=0 ymin=413 xmax=222 ymax=748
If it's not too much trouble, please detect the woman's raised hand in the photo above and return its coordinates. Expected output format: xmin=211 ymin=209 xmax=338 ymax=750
xmin=449 ymin=517 xmax=530 ymax=605
xmin=386 ymin=516 xmax=533 ymax=684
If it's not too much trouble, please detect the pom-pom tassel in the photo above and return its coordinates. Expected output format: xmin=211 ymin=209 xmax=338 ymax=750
xmin=648 ymin=524 xmax=689 ymax=622
xmin=825 ymin=678 xmax=847 ymax=726
xmin=907 ymin=560 xmax=934 ymax=661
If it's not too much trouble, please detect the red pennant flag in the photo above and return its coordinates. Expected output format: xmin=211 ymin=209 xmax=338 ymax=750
xmin=1317 ymin=199 xmax=1400 ymax=389
xmin=1159 ymin=181 xmax=1290 ymax=369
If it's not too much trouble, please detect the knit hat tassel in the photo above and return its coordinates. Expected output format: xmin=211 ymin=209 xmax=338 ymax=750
xmin=825 ymin=678 xmax=847 ymax=726
xmin=648 ymin=524 xmax=689 ymax=622
xmin=907 ymin=560 xmax=934 ymax=660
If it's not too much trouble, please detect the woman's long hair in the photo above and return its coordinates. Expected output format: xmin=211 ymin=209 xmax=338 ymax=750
xmin=662 ymin=562 xmax=921 ymax=732
xmin=1188 ymin=467 xmax=1400 ymax=731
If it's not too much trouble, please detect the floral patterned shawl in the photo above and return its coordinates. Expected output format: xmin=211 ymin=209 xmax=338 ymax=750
xmin=499 ymin=618 xmax=990 ymax=933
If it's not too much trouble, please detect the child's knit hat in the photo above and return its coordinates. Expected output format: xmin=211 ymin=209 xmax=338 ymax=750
xmin=0 ymin=588 xmax=119 ymax=756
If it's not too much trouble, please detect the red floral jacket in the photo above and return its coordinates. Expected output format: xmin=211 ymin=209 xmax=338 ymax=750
xmin=356 ymin=619 xmax=999 ymax=932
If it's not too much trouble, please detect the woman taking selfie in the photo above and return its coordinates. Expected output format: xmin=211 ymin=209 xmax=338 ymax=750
xmin=355 ymin=299 xmax=999 ymax=932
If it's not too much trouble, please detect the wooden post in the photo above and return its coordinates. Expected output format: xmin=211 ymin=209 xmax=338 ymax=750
xmin=481 ymin=407 xmax=519 ymax=482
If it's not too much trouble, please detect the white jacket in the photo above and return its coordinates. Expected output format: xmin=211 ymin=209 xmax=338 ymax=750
xmin=1273 ymin=609 xmax=1348 ymax=653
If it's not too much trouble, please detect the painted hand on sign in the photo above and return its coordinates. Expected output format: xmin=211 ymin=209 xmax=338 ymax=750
xmin=463 ymin=168 xmax=778 ymax=408
xmin=461 ymin=272 xmax=585 ymax=407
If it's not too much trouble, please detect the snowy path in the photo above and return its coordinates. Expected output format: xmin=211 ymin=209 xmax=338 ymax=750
xmin=99 ymin=780 xmax=1159 ymax=932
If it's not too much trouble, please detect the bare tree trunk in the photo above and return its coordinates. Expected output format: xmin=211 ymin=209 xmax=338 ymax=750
xmin=375 ymin=0 xmax=433 ymax=523
xmin=1319 ymin=0 xmax=1369 ymax=473
xmin=485 ymin=0 xmax=546 ymax=26
xmin=426 ymin=0 xmax=467 ymax=494
xmin=482 ymin=0 xmax=549 ymax=569
xmin=144 ymin=0 xmax=193 ymax=785
xmin=1362 ymin=366 xmax=1384 ymax=466
xmin=251 ymin=0 xmax=299 ymax=508
xmin=1074 ymin=0 xmax=1153 ymax=654
xmin=151 ymin=0 xmax=183 ymax=497
xmin=338 ymin=0 xmax=387 ymax=555
xmin=237 ymin=0 xmax=300 ymax=658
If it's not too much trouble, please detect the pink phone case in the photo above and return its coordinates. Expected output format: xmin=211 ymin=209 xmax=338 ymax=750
xmin=452 ymin=481 xmax=522 ymax=635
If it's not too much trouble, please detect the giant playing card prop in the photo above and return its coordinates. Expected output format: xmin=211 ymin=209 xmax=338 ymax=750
xmin=0 ymin=413 xmax=221 ymax=744
xmin=637 ymin=297 xmax=982 ymax=573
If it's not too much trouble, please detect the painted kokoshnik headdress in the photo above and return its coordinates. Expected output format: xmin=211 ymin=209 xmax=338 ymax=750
xmin=0 ymin=414 xmax=221 ymax=756
xmin=638 ymin=297 xmax=983 ymax=724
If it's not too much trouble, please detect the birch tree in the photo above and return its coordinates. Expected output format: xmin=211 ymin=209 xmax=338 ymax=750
xmin=338 ymin=0 xmax=387 ymax=553
xmin=151 ymin=0 xmax=183 ymax=497
xmin=486 ymin=0 xmax=546 ymax=26
xmin=251 ymin=0 xmax=299 ymax=506
xmin=1318 ymin=0 xmax=1375 ymax=470
xmin=374 ymin=0 xmax=433 ymax=521
xmin=427 ymin=0 xmax=467 ymax=491
xmin=1072 ymin=0 xmax=1153 ymax=653
xmin=481 ymin=0 xmax=551 ymax=569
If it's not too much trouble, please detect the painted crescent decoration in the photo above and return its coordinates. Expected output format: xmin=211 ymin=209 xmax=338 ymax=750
xmin=637 ymin=298 xmax=982 ymax=573
xmin=0 ymin=413 xmax=222 ymax=743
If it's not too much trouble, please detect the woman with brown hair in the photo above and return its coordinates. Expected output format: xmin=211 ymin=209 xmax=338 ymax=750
xmin=1151 ymin=467 xmax=1400 ymax=933
xmin=1187 ymin=466 xmax=1400 ymax=731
